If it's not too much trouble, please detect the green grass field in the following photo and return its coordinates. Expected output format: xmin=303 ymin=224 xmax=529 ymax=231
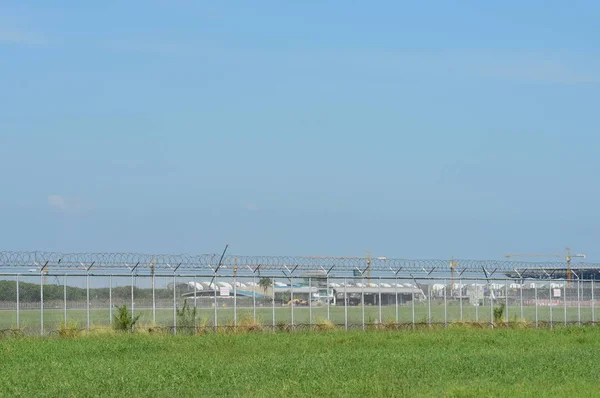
xmin=1 ymin=328 xmax=600 ymax=397
xmin=1 ymin=303 xmax=595 ymax=333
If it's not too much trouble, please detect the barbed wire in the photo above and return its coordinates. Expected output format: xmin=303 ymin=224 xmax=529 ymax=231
xmin=0 ymin=251 xmax=596 ymax=276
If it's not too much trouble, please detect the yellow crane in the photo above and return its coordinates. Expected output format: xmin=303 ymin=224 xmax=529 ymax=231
xmin=450 ymin=258 xmax=459 ymax=296
xmin=365 ymin=250 xmax=387 ymax=284
xmin=366 ymin=250 xmax=371 ymax=283
xmin=504 ymin=248 xmax=586 ymax=285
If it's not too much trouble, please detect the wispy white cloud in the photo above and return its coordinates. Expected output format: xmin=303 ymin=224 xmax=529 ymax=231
xmin=48 ymin=194 xmax=67 ymax=211
xmin=48 ymin=194 xmax=89 ymax=213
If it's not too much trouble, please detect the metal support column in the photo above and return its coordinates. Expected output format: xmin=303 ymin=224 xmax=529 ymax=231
xmin=109 ymin=275 xmax=113 ymax=325
xmin=213 ymin=274 xmax=218 ymax=331
xmin=428 ymin=284 xmax=431 ymax=326
xmin=194 ymin=275 xmax=198 ymax=329
xmin=444 ymin=279 xmax=448 ymax=327
xmin=309 ymin=277 xmax=313 ymax=329
xmin=489 ymin=281 xmax=493 ymax=327
xmin=411 ymin=292 xmax=415 ymax=328
xmin=40 ymin=271 xmax=44 ymax=336
xmin=592 ymin=279 xmax=596 ymax=324
xmin=63 ymin=274 xmax=67 ymax=326
xmin=534 ymin=283 xmax=538 ymax=328
xmin=505 ymin=280 xmax=509 ymax=325
xmin=520 ymin=279 xmax=524 ymax=321
xmin=16 ymin=274 xmax=20 ymax=329
xmin=344 ymin=278 xmax=348 ymax=331
xmin=577 ymin=278 xmax=581 ymax=326
xmin=563 ymin=282 xmax=567 ymax=326
xmin=326 ymin=274 xmax=330 ymax=321
xmin=459 ymin=277 xmax=463 ymax=322
xmin=361 ymin=277 xmax=365 ymax=331
xmin=549 ymin=283 xmax=553 ymax=329
xmin=131 ymin=272 xmax=135 ymax=319
xmin=272 ymin=277 xmax=275 ymax=332
xmin=378 ymin=277 xmax=382 ymax=324
xmin=290 ymin=275 xmax=294 ymax=327
xmin=173 ymin=272 xmax=177 ymax=335
xmin=394 ymin=278 xmax=399 ymax=325
xmin=152 ymin=270 xmax=156 ymax=324
xmin=233 ymin=275 xmax=237 ymax=330
xmin=475 ymin=279 xmax=479 ymax=322
xmin=85 ymin=262 xmax=94 ymax=331
xmin=86 ymin=271 xmax=90 ymax=331
xmin=252 ymin=272 xmax=256 ymax=322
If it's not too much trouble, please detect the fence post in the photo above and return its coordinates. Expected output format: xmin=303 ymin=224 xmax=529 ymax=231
xmin=252 ymin=272 xmax=256 ymax=323
xmin=109 ymin=275 xmax=113 ymax=325
xmin=534 ymin=282 xmax=538 ymax=328
xmin=361 ymin=276 xmax=365 ymax=331
xmin=344 ymin=278 xmax=348 ymax=331
xmin=64 ymin=274 xmax=67 ymax=326
xmin=194 ymin=275 xmax=198 ymax=329
xmin=427 ymin=284 xmax=431 ymax=326
xmin=309 ymin=277 xmax=313 ymax=330
xmin=443 ymin=278 xmax=447 ymax=328
xmin=489 ymin=280 xmax=493 ymax=328
xmin=16 ymin=274 xmax=19 ymax=329
xmin=291 ymin=275 xmax=294 ymax=328
xmin=233 ymin=275 xmax=237 ymax=331
xmin=394 ymin=277 xmax=398 ymax=325
xmin=378 ymin=277 xmax=382 ymax=324
xmin=40 ymin=271 xmax=44 ymax=336
xmin=505 ymin=279 xmax=509 ymax=325
xmin=272 ymin=277 xmax=275 ymax=332
xmin=520 ymin=279 xmax=524 ymax=321
xmin=173 ymin=271 xmax=177 ymax=335
xmin=592 ymin=278 xmax=595 ymax=324
xmin=152 ymin=269 xmax=156 ymax=325
xmin=327 ymin=274 xmax=331 ymax=321
xmin=459 ymin=277 xmax=463 ymax=322
xmin=577 ymin=278 xmax=581 ymax=326
xmin=131 ymin=273 xmax=135 ymax=320
xmin=549 ymin=282 xmax=553 ymax=329
xmin=563 ymin=282 xmax=567 ymax=327
xmin=411 ymin=291 xmax=415 ymax=328
xmin=86 ymin=271 xmax=90 ymax=331
xmin=213 ymin=274 xmax=218 ymax=331
xmin=475 ymin=280 xmax=479 ymax=322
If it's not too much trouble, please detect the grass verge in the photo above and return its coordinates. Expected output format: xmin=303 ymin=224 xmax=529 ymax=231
xmin=1 ymin=327 xmax=600 ymax=397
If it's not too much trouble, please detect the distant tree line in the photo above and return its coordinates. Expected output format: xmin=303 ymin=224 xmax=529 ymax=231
xmin=0 ymin=280 xmax=180 ymax=302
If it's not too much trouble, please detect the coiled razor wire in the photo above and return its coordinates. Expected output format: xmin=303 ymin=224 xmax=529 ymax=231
xmin=0 ymin=251 xmax=597 ymax=277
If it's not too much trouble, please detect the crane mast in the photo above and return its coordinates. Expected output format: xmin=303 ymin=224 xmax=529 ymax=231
xmin=504 ymin=248 xmax=587 ymax=285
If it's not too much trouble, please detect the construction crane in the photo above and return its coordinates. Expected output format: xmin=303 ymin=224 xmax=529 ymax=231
xmin=365 ymin=251 xmax=387 ymax=284
xmin=449 ymin=258 xmax=459 ymax=297
xmin=504 ymin=248 xmax=587 ymax=284
xmin=366 ymin=250 xmax=371 ymax=283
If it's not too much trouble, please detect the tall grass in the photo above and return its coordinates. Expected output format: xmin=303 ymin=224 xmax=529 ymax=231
xmin=1 ymin=327 xmax=600 ymax=397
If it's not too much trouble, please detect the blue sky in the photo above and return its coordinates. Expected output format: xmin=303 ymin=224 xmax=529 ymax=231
xmin=1 ymin=1 xmax=599 ymax=260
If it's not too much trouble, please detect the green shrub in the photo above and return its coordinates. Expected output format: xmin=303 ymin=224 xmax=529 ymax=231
xmin=176 ymin=300 xmax=197 ymax=335
xmin=493 ymin=303 xmax=506 ymax=324
xmin=113 ymin=305 xmax=140 ymax=332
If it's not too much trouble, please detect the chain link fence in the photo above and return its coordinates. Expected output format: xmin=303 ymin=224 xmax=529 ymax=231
xmin=1 ymin=272 xmax=598 ymax=335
